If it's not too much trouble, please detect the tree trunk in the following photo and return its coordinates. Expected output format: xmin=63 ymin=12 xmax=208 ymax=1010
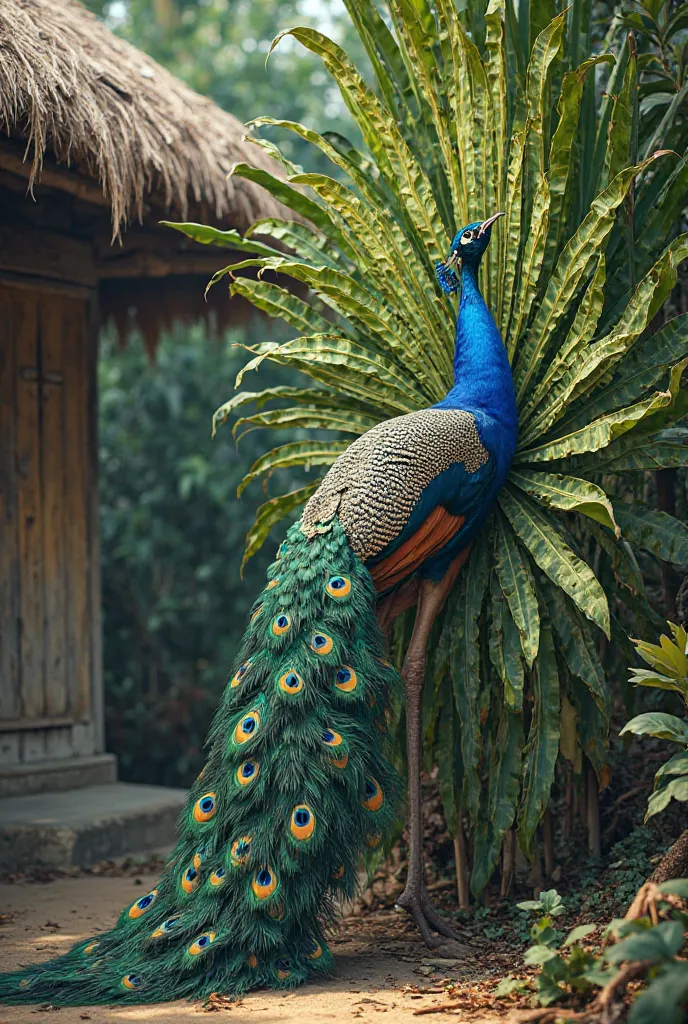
xmin=649 ymin=829 xmax=688 ymax=884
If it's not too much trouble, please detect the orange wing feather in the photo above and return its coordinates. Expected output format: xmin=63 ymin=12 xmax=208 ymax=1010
xmin=369 ymin=507 xmax=465 ymax=592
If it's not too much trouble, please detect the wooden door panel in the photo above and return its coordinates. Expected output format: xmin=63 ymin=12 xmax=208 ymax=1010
xmin=0 ymin=285 xmax=20 ymax=719
xmin=41 ymin=294 xmax=68 ymax=718
xmin=14 ymin=291 xmax=44 ymax=719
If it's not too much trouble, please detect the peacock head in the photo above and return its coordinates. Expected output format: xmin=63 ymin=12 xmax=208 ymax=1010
xmin=435 ymin=211 xmax=504 ymax=294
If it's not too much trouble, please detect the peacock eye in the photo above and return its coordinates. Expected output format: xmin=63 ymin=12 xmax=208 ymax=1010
xmin=461 ymin=229 xmax=474 ymax=244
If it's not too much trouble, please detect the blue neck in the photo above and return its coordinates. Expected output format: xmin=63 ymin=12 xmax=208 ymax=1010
xmin=439 ymin=261 xmax=518 ymax=442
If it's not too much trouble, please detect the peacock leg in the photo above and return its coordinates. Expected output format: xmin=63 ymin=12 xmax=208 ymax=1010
xmin=394 ymin=548 xmax=471 ymax=953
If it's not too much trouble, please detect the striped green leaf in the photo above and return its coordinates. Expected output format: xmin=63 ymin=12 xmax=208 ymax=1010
xmin=159 ymin=221 xmax=281 ymax=257
xmin=471 ymin=703 xmax=523 ymax=895
xmin=614 ymin=501 xmax=688 ymax=565
xmin=499 ymin=486 xmax=610 ymax=637
xmin=513 ymin=158 xmax=665 ymax=402
xmin=511 ymin=469 xmax=619 ymax=535
xmin=230 ymin=163 xmax=342 ymax=238
xmin=237 ymin=440 xmax=348 ymax=497
xmin=545 ymin=582 xmax=610 ymax=720
xmin=240 ymin=482 xmax=320 ymax=574
xmin=451 ymin=537 xmax=490 ymax=825
xmin=494 ymin=513 xmax=540 ymax=668
xmin=234 ymin=405 xmax=378 ymax=440
xmin=517 ymin=618 xmax=560 ymax=857
xmin=229 ymin=278 xmax=338 ymax=336
xmin=489 ymin=572 xmax=526 ymax=711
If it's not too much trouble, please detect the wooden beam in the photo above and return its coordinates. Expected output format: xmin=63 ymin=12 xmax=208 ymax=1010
xmin=0 ymin=271 xmax=92 ymax=298
xmin=0 ymin=716 xmax=74 ymax=733
xmin=0 ymin=225 xmax=97 ymax=287
xmin=0 ymin=147 xmax=110 ymax=207
xmin=96 ymin=250 xmax=234 ymax=278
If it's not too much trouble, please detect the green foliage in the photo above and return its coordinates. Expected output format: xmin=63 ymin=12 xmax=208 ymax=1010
xmin=99 ymin=324 xmax=310 ymax=786
xmin=167 ymin=0 xmax=688 ymax=891
xmin=500 ymin=885 xmax=688 ymax=1017
xmin=622 ymin=623 xmax=688 ymax=821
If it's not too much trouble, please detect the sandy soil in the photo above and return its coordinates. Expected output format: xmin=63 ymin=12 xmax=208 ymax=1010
xmin=0 ymin=873 xmax=512 ymax=1024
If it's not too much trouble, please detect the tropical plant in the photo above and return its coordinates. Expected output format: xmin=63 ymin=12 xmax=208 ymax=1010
xmin=496 ymin=881 xmax=688 ymax=1019
xmin=621 ymin=622 xmax=688 ymax=820
xmin=167 ymin=0 xmax=688 ymax=896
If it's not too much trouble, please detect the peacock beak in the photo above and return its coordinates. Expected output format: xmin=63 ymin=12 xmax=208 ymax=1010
xmin=478 ymin=211 xmax=505 ymax=236
xmin=445 ymin=249 xmax=460 ymax=268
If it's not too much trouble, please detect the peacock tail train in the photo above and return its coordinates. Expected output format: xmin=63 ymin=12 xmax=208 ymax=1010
xmin=0 ymin=520 xmax=401 ymax=1005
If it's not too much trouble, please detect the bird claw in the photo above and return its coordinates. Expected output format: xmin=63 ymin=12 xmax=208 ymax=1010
xmin=395 ymin=888 xmax=465 ymax=952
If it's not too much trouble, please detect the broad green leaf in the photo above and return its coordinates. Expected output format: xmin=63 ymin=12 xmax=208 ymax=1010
xmin=471 ymin=704 xmax=523 ymax=895
xmin=564 ymin=924 xmax=596 ymax=947
xmin=606 ymin=921 xmax=686 ymax=964
xmin=502 ymin=126 xmax=528 ymax=352
xmin=614 ymin=500 xmax=688 ymax=565
xmin=237 ymin=440 xmax=348 ymax=497
xmin=230 ymin=162 xmax=342 ymax=237
xmin=620 ymin=712 xmax=688 ymax=744
xmin=494 ymin=513 xmax=540 ymax=667
xmin=520 ymin=253 xmax=607 ymax=433
xmin=240 ymin=482 xmax=319 ymax=574
xmin=655 ymin=751 xmax=688 ymax=778
xmin=489 ymin=574 xmax=526 ymax=711
xmin=646 ymin=776 xmax=688 ymax=819
xmin=229 ymin=277 xmax=339 ymax=336
xmin=499 ymin=487 xmax=610 ymax=637
xmin=517 ymin=618 xmax=560 ymax=857
xmin=545 ymin=581 xmax=610 ymax=719
xmin=513 ymin=157 xmax=667 ymax=402
xmin=511 ymin=469 xmax=619 ymax=535
xmin=160 ymin=220 xmax=281 ymax=257
xmin=544 ymin=57 xmax=614 ymax=271
xmin=451 ymin=537 xmax=490 ymax=825
xmin=585 ymin=428 xmax=688 ymax=472
xmin=269 ymin=26 xmax=447 ymax=260
xmin=211 ymin=385 xmax=365 ymax=437
xmin=603 ymin=51 xmax=636 ymax=186
xmin=628 ymin=962 xmax=688 ymax=1024
xmin=516 ymin=375 xmax=685 ymax=463
xmin=244 ymin=218 xmax=345 ymax=269
xmin=234 ymin=405 xmax=378 ymax=440
xmin=234 ymin=334 xmax=422 ymax=415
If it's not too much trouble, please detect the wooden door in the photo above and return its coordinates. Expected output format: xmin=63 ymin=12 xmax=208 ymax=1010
xmin=0 ymin=283 xmax=100 ymax=762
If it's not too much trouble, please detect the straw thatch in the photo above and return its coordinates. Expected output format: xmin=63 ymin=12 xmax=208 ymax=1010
xmin=0 ymin=0 xmax=290 ymax=232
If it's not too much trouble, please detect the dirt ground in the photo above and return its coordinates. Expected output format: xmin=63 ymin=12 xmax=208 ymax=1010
xmin=0 ymin=873 xmax=515 ymax=1024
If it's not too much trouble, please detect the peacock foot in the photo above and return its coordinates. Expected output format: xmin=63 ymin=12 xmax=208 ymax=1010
xmin=394 ymin=886 xmax=469 ymax=956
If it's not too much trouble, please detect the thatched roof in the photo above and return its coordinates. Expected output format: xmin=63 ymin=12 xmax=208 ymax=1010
xmin=0 ymin=0 xmax=288 ymax=232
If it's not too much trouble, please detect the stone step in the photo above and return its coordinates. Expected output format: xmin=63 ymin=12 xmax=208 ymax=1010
xmin=0 ymin=782 xmax=187 ymax=871
xmin=0 ymin=753 xmax=117 ymax=797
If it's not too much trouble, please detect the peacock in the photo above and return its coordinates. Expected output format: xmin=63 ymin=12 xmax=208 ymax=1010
xmin=0 ymin=212 xmax=517 ymax=1005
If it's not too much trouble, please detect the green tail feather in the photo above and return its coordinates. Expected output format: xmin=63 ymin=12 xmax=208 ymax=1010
xmin=0 ymin=520 xmax=401 ymax=1005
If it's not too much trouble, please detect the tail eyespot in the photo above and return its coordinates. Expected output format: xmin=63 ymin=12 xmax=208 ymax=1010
xmin=230 ymin=836 xmax=253 ymax=866
xmin=252 ymin=866 xmax=277 ymax=900
xmin=234 ymin=710 xmax=261 ymax=744
xmin=366 ymin=832 xmax=382 ymax=849
xmin=151 ymin=917 xmax=180 ymax=938
xmin=18 ymin=977 xmax=34 ymax=989
xmin=128 ymin=888 xmax=158 ymax=919
xmin=272 ymin=613 xmax=291 ymax=636
xmin=121 ymin=974 xmax=142 ymax=990
xmin=290 ymin=804 xmax=315 ymax=841
xmin=209 ymin=867 xmax=227 ymax=887
xmin=362 ymin=777 xmax=384 ymax=812
xmin=83 ymin=942 xmax=99 ymax=955
xmin=193 ymin=847 xmax=207 ymax=870
xmin=332 ymin=863 xmax=345 ymax=879
xmin=247 ymin=953 xmax=258 ymax=968
xmin=335 ymin=666 xmax=357 ymax=692
xmin=322 ymin=728 xmax=342 ymax=748
xmin=250 ymin=603 xmax=263 ymax=623
xmin=188 ymin=931 xmax=216 ymax=956
xmin=193 ymin=792 xmax=217 ymax=822
xmin=310 ymin=632 xmax=333 ymax=655
xmin=326 ymin=575 xmax=351 ymax=598
xmin=307 ymin=940 xmax=323 ymax=960
xmin=237 ymin=760 xmax=259 ymax=786
xmin=279 ymin=669 xmax=304 ymax=695
xmin=181 ymin=865 xmax=200 ymax=893
xmin=276 ymin=958 xmax=291 ymax=980
xmin=330 ymin=753 xmax=349 ymax=769
xmin=231 ymin=660 xmax=251 ymax=688
xmin=266 ymin=578 xmax=279 ymax=590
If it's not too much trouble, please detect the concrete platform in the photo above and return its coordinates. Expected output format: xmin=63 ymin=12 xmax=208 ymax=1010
xmin=0 ymin=752 xmax=117 ymax=797
xmin=0 ymin=781 xmax=186 ymax=871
